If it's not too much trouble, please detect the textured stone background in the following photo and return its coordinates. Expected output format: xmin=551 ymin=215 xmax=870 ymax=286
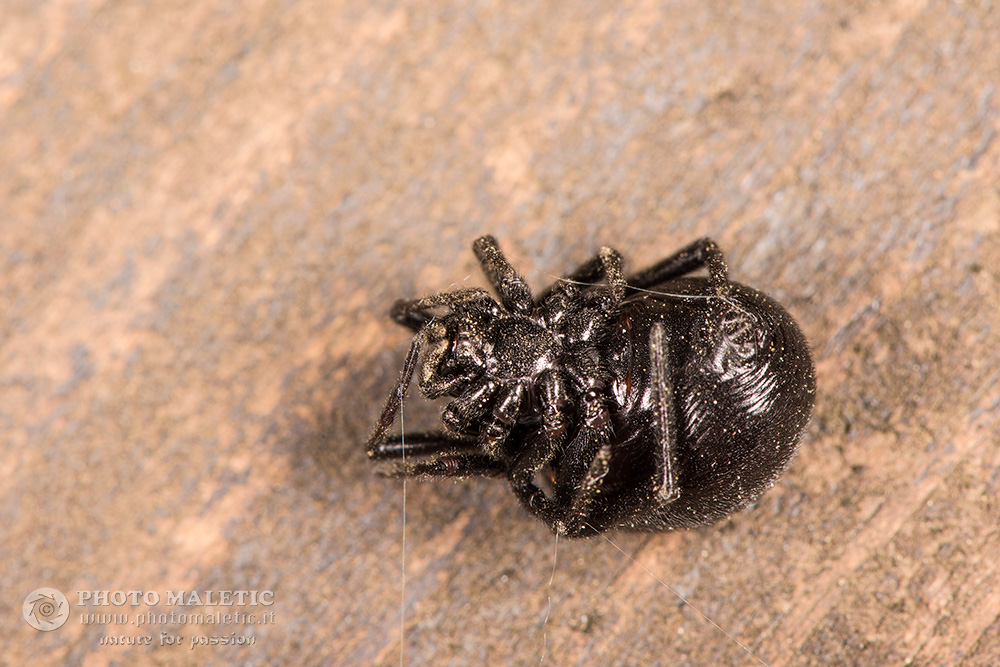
xmin=2 ymin=1 xmax=998 ymax=665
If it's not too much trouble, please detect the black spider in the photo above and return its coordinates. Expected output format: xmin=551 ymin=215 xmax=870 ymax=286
xmin=366 ymin=236 xmax=815 ymax=537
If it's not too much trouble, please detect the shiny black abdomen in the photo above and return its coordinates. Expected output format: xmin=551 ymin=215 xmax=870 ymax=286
xmin=597 ymin=277 xmax=816 ymax=530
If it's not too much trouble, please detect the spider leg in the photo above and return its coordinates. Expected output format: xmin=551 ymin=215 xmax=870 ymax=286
xmin=390 ymin=287 xmax=497 ymax=331
xmin=649 ymin=322 xmax=680 ymax=503
xmin=369 ymin=432 xmax=478 ymax=460
xmin=370 ymin=379 xmax=525 ymax=475
xmin=535 ymin=246 xmax=626 ymax=307
xmin=508 ymin=371 xmax=572 ymax=509
xmin=375 ymin=452 xmax=506 ymax=479
xmin=625 ymin=237 xmax=730 ymax=297
xmin=512 ymin=389 xmax=617 ymax=537
xmin=364 ymin=324 xmax=497 ymax=461
xmin=473 ymin=235 xmax=534 ymax=315
xmin=479 ymin=382 xmax=526 ymax=459
xmin=366 ymin=332 xmax=424 ymax=459
xmin=602 ymin=323 xmax=686 ymax=531
xmin=371 ymin=423 xmax=512 ymax=478
xmin=442 ymin=381 xmax=500 ymax=434
xmin=554 ymin=436 xmax=614 ymax=537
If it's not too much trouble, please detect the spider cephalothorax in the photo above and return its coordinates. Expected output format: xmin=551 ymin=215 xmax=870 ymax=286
xmin=366 ymin=236 xmax=815 ymax=537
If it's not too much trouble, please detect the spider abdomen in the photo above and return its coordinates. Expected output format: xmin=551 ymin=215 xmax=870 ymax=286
xmin=588 ymin=278 xmax=815 ymax=530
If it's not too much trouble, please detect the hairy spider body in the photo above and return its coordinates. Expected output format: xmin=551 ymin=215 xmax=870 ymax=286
xmin=366 ymin=236 xmax=815 ymax=537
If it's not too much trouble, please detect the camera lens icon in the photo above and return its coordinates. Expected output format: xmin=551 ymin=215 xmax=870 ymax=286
xmin=23 ymin=588 xmax=69 ymax=631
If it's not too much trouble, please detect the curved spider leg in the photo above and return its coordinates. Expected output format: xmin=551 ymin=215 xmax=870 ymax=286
xmin=625 ymin=237 xmax=730 ymax=297
xmin=535 ymin=246 xmax=626 ymax=307
xmin=442 ymin=380 xmax=500 ymax=433
xmin=472 ymin=235 xmax=534 ymax=315
xmin=390 ymin=287 xmax=497 ymax=331
xmin=479 ymin=381 xmax=526 ymax=459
